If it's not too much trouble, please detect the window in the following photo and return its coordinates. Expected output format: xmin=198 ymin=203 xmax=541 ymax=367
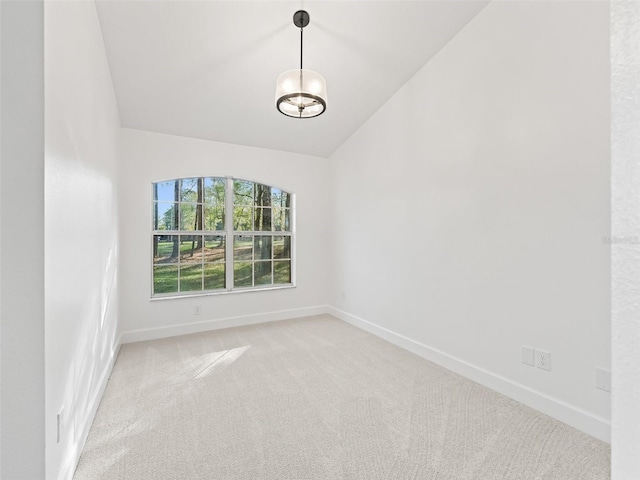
xmin=152 ymin=177 xmax=293 ymax=297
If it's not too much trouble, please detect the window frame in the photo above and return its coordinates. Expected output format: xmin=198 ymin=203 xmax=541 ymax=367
xmin=150 ymin=176 xmax=295 ymax=299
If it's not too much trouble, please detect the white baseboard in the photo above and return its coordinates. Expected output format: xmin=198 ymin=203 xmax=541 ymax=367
xmin=119 ymin=305 xmax=329 ymax=344
xmin=59 ymin=339 xmax=122 ymax=480
xmin=327 ymin=306 xmax=611 ymax=443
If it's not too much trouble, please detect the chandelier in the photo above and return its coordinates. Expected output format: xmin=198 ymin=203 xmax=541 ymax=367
xmin=275 ymin=10 xmax=327 ymax=118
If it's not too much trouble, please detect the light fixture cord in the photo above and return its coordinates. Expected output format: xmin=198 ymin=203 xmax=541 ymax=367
xmin=299 ymin=27 xmax=303 ymax=70
xmin=299 ymin=26 xmax=304 ymax=117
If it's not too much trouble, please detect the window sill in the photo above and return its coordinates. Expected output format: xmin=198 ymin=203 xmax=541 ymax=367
xmin=150 ymin=284 xmax=296 ymax=301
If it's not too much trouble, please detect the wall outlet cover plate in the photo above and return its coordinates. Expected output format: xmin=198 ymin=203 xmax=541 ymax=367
xmin=521 ymin=346 xmax=535 ymax=366
xmin=535 ymin=349 xmax=551 ymax=371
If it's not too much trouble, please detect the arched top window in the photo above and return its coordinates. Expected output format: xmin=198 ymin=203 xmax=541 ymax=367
xmin=152 ymin=177 xmax=294 ymax=297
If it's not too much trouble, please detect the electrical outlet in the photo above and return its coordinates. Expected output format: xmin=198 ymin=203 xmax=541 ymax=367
xmin=57 ymin=407 xmax=64 ymax=443
xmin=193 ymin=305 xmax=201 ymax=316
xmin=595 ymin=367 xmax=611 ymax=392
xmin=535 ymin=349 xmax=551 ymax=371
xmin=521 ymin=346 xmax=535 ymax=367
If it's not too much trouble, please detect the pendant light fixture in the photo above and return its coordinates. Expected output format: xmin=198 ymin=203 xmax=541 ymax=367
xmin=275 ymin=10 xmax=327 ymax=118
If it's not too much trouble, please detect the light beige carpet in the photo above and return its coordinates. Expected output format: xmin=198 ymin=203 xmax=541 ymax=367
xmin=73 ymin=315 xmax=610 ymax=479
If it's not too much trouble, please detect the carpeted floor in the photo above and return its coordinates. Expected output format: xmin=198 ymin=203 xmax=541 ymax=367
xmin=73 ymin=315 xmax=610 ymax=479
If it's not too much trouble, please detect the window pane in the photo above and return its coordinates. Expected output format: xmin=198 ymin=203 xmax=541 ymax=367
xmin=180 ymin=178 xmax=200 ymax=203
xmin=274 ymin=260 xmax=291 ymax=284
xmin=273 ymin=236 xmax=283 ymax=258
xmin=181 ymin=203 xmax=205 ymax=231
xmin=272 ymin=208 xmax=291 ymax=232
xmin=154 ymin=265 xmax=178 ymax=294
xmin=272 ymin=207 xmax=281 ymax=231
xmin=234 ymin=180 xmax=254 ymax=206
xmin=254 ymin=207 xmax=273 ymax=231
xmin=254 ymin=184 xmax=272 ymax=208
xmin=204 ymin=263 xmax=225 ymax=290
xmin=180 ymin=264 xmax=202 ymax=291
xmin=273 ymin=236 xmax=291 ymax=259
xmin=284 ymin=236 xmax=291 ymax=258
xmin=272 ymin=189 xmax=291 ymax=208
xmin=282 ymin=208 xmax=291 ymax=232
xmin=204 ymin=177 xmax=225 ymax=205
xmin=272 ymin=207 xmax=286 ymax=231
xmin=253 ymin=236 xmax=272 ymax=260
xmin=255 ymin=261 xmax=272 ymax=285
xmin=194 ymin=204 xmax=205 ymax=230
xmin=179 ymin=235 xmax=203 ymax=263
xmin=204 ymin=236 xmax=225 ymax=263
xmin=271 ymin=188 xmax=282 ymax=206
xmin=155 ymin=202 xmax=177 ymax=231
xmin=154 ymin=235 xmax=179 ymax=264
xmin=234 ymin=235 xmax=253 ymax=260
xmin=234 ymin=262 xmax=252 ymax=287
xmin=233 ymin=207 xmax=253 ymax=231
xmin=253 ymin=207 xmax=262 ymax=231
xmin=271 ymin=188 xmax=291 ymax=207
xmin=180 ymin=203 xmax=198 ymax=230
xmin=204 ymin=205 xmax=224 ymax=231
xmin=155 ymin=181 xmax=179 ymax=202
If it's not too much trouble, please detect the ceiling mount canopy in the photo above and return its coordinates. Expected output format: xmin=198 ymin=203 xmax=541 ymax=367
xmin=292 ymin=9 xmax=310 ymax=29
xmin=275 ymin=10 xmax=327 ymax=119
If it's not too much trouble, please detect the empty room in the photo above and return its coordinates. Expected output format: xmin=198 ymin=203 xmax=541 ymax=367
xmin=1 ymin=0 xmax=639 ymax=479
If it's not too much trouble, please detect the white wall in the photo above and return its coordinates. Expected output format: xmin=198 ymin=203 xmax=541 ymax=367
xmin=0 ymin=1 xmax=46 ymax=478
xmin=329 ymin=1 xmax=611 ymax=440
xmin=611 ymin=0 xmax=640 ymax=477
xmin=119 ymin=129 xmax=330 ymax=340
xmin=45 ymin=1 xmax=121 ymax=479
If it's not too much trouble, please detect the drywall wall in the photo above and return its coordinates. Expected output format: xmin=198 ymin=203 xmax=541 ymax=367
xmin=45 ymin=1 xmax=121 ymax=478
xmin=611 ymin=0 xmax=640 ymax=477
xmin=119 ymin=129 xmax=330 ymax=339
xmin=0 ymin=1 xmax=46 ymax=477
xmin=329 ymin=0 xmax=611 ymax=440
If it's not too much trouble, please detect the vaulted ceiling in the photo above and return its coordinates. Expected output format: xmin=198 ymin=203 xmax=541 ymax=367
xmin=95 ymin=1 xmax=489 ymax=158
